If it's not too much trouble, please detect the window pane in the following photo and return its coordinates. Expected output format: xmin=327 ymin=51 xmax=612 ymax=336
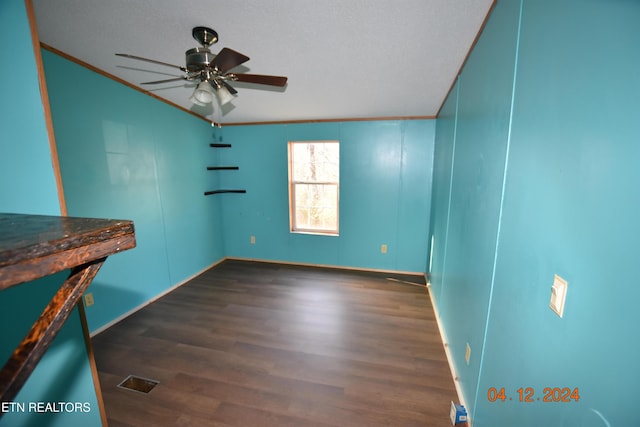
xmin=293 ymin=183 xmax=338 ymax=231
xmin=289 ymin=141 xmax=339 ymax=234
xmin=312 ymin=142 xmax=339 ymax=182
xmin=291 ymin=143 xmax=309 ymax=181
xmin=291 ymin=142 xmax=339 ymax=182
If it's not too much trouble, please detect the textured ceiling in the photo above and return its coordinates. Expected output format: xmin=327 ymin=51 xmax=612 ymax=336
xmin=32 ymin=0 xmax=493 ymax=124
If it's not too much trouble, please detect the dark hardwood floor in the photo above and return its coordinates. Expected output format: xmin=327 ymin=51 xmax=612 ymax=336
xmin=92 ymin=259 xmax=462 ymax=426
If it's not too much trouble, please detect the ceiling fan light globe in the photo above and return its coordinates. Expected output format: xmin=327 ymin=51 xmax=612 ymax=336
xmin=189 ymin=93 xmax=207 ymax=107
xmin=191 ymin=81 xmax=214 ymax=104
xmin=216 ymin=85 xmax=235 ymax=105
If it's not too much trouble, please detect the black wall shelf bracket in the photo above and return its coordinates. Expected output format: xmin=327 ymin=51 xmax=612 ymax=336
xmin=207 ymin=142 xmax=243 ymax=196
xmin=207 ymin=166 xmax=239 ymax=171
xmin=204 ymin=190 xmax=247 ymax=196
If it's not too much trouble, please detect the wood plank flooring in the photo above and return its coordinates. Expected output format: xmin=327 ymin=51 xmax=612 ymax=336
xmin=92 ymin=260 xmax=462 ymax=426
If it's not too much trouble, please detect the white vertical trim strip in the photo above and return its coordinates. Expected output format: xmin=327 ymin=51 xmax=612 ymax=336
xmin=426 ymin=282 xmax=472 ymax=426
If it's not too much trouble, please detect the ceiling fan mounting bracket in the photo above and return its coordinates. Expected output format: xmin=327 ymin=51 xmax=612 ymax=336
xmin=192 ymin=26 xmax=218 ymax=47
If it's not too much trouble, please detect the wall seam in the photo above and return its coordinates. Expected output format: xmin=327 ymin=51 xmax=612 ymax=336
xmin=472 ymin=0 xmax=524 ymax=420
xmin=434 ymin=76 xmax=468 ymax=416
xmin=395 ymin=121 xmax=406 ymax=269
xmin=151 ymin=133 xmax=174 ymax=285
xmin=438 ymin=77 xmax=459 ymax=325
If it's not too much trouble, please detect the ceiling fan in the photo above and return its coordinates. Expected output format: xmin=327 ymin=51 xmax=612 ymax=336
xmin=116 ymin=26 xmax=288 ymax=107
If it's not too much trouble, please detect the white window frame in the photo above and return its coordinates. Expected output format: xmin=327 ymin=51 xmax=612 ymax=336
xmin=288 ymin=140 xmax=340 ymax=235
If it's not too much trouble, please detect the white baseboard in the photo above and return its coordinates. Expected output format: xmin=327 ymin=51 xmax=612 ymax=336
xmin=426 ymin=280 xmax=472 ymax=426
xmin=226 ymin=256 xmax=426 ymax=278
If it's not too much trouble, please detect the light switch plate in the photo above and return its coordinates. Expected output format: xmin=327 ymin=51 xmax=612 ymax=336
xmin=549 ymin=274 xmax=568 ymax=318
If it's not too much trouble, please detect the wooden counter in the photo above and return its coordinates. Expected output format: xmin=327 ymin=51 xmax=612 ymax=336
xmin=0 ymin=213 xmax=135 ymax=408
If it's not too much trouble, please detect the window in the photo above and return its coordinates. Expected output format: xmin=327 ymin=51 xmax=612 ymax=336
xmin=288 ymin=141 xmax=339 ymax=235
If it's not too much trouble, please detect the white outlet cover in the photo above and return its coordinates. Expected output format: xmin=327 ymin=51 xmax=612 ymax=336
xmin=549 ymin=274 xmax=568 ymax=318
xmin=465 ymin=343 xmax=471 ymax=365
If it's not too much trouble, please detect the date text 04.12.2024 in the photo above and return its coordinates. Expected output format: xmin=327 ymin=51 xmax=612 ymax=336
xmin=487 ymin=387 xmax=580 ymax=403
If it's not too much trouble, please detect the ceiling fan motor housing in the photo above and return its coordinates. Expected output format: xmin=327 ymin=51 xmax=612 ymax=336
xmin=185 ymin=47 xmax=215 ymax=72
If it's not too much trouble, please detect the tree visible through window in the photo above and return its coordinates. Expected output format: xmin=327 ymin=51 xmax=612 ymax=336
xmin=288 ymin=141 xmax=339 ymax=235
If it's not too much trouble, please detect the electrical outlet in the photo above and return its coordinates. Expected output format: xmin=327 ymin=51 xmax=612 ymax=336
xmin=465 ymin=343 xmax=471 ymax=365
xmin=84 ymin=292 xmax=94 ymax=307
xmin=550 ymin=274 xmax=568 ymax=317
xmin=381 ymin=244 xmax=387 ymax=254
xmin=250 ymin=235 xmax=256 ymax=244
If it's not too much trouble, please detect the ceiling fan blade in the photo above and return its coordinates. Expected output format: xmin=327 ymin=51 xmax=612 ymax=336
xmin=231 ymin=73 xmax=288 ymax=87
xmin=141 ymin=77 xmax=189 ymax=85
xmin=116 ymin=53 xmax=187 ymax=72
xmin=211 ymin=48 xmax=250 ymax=73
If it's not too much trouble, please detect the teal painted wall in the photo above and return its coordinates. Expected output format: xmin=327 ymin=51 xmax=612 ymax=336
xmin=41 ymin=51 xmax=223 ymax=332
xmin=428 ymin=80 xmax=458 ymax=305
xmin=217 ymin=120 xmax=434 ymax=273
xmin=437 ymin=0 xmax=521 ymax=416
xmin=431 ymin=0 xmax=640 ymax=425
xmin=0 ymin=1 xmax=101 ymax=426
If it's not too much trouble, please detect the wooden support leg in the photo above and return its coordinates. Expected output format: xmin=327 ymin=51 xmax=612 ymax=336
xmin=0 ymin=257 xmax=106 ymax=406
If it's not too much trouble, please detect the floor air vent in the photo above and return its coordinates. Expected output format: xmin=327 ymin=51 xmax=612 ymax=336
xmin=117 ymin=375 xmax=159 ymax=394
